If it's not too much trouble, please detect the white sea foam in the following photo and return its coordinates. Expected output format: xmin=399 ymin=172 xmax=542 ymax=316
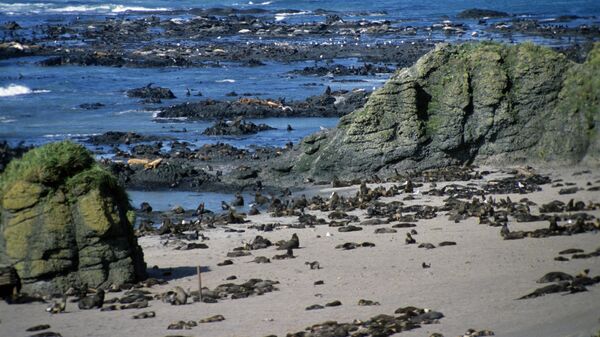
xmin=47 ymin=5 xmax=112 ymax=13
xmin=216 ymin=79 xmax=236 ymax=83
xmin=248 ymin=1 xmax=273 ymax=5
xmin=110 ymin=5 xmax=169 ymax=13
xmin=0 ymin=84 xmax=50 ymax=97
xmin=151 ymin=111 xmax=187 ymax=121
xmin=275 ymin=11 xmax=310 ymax=22
xmin=0 ymin=116 xmax=16 ymax=123
xmin=43 ymin=133 xmax=99 ymax=138
xmin=114 ymin=109 xmax=139 ymax=115
xmin=48 ymin=4 xmax=168 ymax=13
xmin=0 ymin=3 xmax=169 ymax=15
xmin=0 ymin=3 xmax=49 ymax=15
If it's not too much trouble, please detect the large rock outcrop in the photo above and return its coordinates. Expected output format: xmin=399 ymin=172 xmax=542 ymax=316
xmin=0 ymin=141 xmax=146 ymax=295
xmin=291 ymin=42 xmax=599 ymax=179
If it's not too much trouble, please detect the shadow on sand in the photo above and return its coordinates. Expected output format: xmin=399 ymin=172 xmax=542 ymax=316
xmin=146 ymin=265 xmax=211 ymax=282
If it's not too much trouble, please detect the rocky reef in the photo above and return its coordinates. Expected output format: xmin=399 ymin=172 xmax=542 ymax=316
xmin=289 ymin=42 xmax=599 ymax=180
xmin=157 ymin=88 xmax=370 ymax=120
xmin=0 ymin=141 xmax=146 ymax=295
xmin=202 ymin=118 xmax=274 ymax=136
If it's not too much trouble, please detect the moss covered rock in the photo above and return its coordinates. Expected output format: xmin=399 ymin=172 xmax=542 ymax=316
xmin=0 ymin=141 xmax=146 ymax=295
xmin=293 ymin=42 xmax=600 ymax=179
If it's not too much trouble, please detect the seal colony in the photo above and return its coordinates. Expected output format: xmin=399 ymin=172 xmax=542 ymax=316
xmin=1 ymin=163 xmax=599 ymax=337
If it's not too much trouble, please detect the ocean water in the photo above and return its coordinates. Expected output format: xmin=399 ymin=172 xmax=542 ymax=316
xmin=1 ymin=0 xmax=599 ymax=20
xmin=0 ymin=56 xmax=375 ymax=148
xmin=1 ymin=0 xmax=599 ymax=210
xmin=127 ymin=190 xmax=254 ymax=212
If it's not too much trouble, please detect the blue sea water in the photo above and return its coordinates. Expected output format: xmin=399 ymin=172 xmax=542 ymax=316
xmin=1 ymin=0 xmax=599 ymax=20
xmin=1 ymin=0 xmax=599 ymax=210
xmin=1 ymin=0 xmax=599 ymax=148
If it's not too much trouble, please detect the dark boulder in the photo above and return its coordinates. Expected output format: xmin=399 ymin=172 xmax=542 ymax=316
xmin=127 ymin=84 xmax=176 ymax=100
xmin=202 ymin=118 xmax=275 ymax=136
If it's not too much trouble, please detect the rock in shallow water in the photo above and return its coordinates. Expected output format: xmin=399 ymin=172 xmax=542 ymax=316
xmin=202 ymin=117 xmax=274 ymax=136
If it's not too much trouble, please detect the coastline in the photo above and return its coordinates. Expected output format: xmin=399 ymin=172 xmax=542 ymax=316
xmin=1 ymin=166 xmax=599 ymax=336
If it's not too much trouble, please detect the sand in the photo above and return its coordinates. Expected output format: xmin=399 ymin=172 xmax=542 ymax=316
xmin=1 ymin=166 xmax=599 ymax=337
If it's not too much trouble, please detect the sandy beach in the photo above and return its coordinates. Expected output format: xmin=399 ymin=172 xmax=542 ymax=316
xmin=1 ymin=166 xmax=599 ymax=337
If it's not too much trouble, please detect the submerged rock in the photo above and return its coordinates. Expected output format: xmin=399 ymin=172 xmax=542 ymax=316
xmin=0 ymin=141 xmax=146 ymax=295
xmin=157 ymin=88 xmax=370 ymax=119
xmin=202 ymin=118 xmax=275 ymax=136
xmin=87 ymin=131 xmax=167 ymax=145
xmin=126 ymin=84 xmax=175 ymax=100
xmin=457 ymin=9 xmax=510 ymax=19
xmin=290 ymin=42 xmax=600 ymax=179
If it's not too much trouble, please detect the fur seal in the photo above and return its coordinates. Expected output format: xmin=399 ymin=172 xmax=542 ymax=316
xmin=405 ymin=233 xmax=416 ymax=244
xmin=273 ymin=248 xmax=295 ymax=260
xmin=194 ymin=202 xmax=205 ymax=215
xmin=500 ymin=223 xmax=510 ymax=237
xmin=254 ymin=192 xmax=269 ymax=205
xmin=26 ymin=325 xmax=51 ymax=332
xmin=357 ymin=299 xmax=380 ymax=306
xmin=277 ymin=233 xmax=299 ymax=250
xmin=248 ymin=205 xmax=260 ymax=215
xmin=46 ymin=296 xmax=66 ymax=314
xmin=559 ymin=248 xmax=584 ymax=255
xmin=132 ymin=311 xmax=155 ymax=319
xmin=199 ymin=314 xmax=225 ymax=323
xmin=306 ymin=304 xmax=324 ymax=310
xmin=404 ymin=179 xmax=414 ymax=193
xmin=305 ymin=261 xmax=321 ymax=269
xmin=78 ymin=289 xmax=104 ymax=310
xmin=231 ymin=192 xmax=244 ymax=206
xmin=328 ymin=191 xmax=340 ymax=209
xmin=167 ymin=320 xmax=196 ymax=330
xmin=121 ymin=300 xmax=148 ymax=310
xmin=252 ymin=256 xmax=271 ymax=264
xmin=548 ymin=216 xmax=561 ymax=231
xmin=292 ymin=194 xmax=308 ymax=209
xmin=325 ymin=300 xmax=342 ymax=307
xmin=537 ymin=271 xmax=574 ymax=283
xmin=163 ymin=286 xmax=188 ymax=305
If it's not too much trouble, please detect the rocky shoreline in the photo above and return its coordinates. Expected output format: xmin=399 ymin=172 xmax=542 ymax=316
xmin=2 ymin=6 xmax=599 ymax=67
xmin=157 ymin=87 xmax=370 ymax=119
xmin=1 ymin=42 xmax=598 ymax=198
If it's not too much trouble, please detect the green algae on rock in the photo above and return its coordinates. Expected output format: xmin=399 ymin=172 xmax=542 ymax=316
xmin=291 ymin=42 xmax=600 ymax=180
xmin=0 ymin=141 xmax=146 ymax=295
